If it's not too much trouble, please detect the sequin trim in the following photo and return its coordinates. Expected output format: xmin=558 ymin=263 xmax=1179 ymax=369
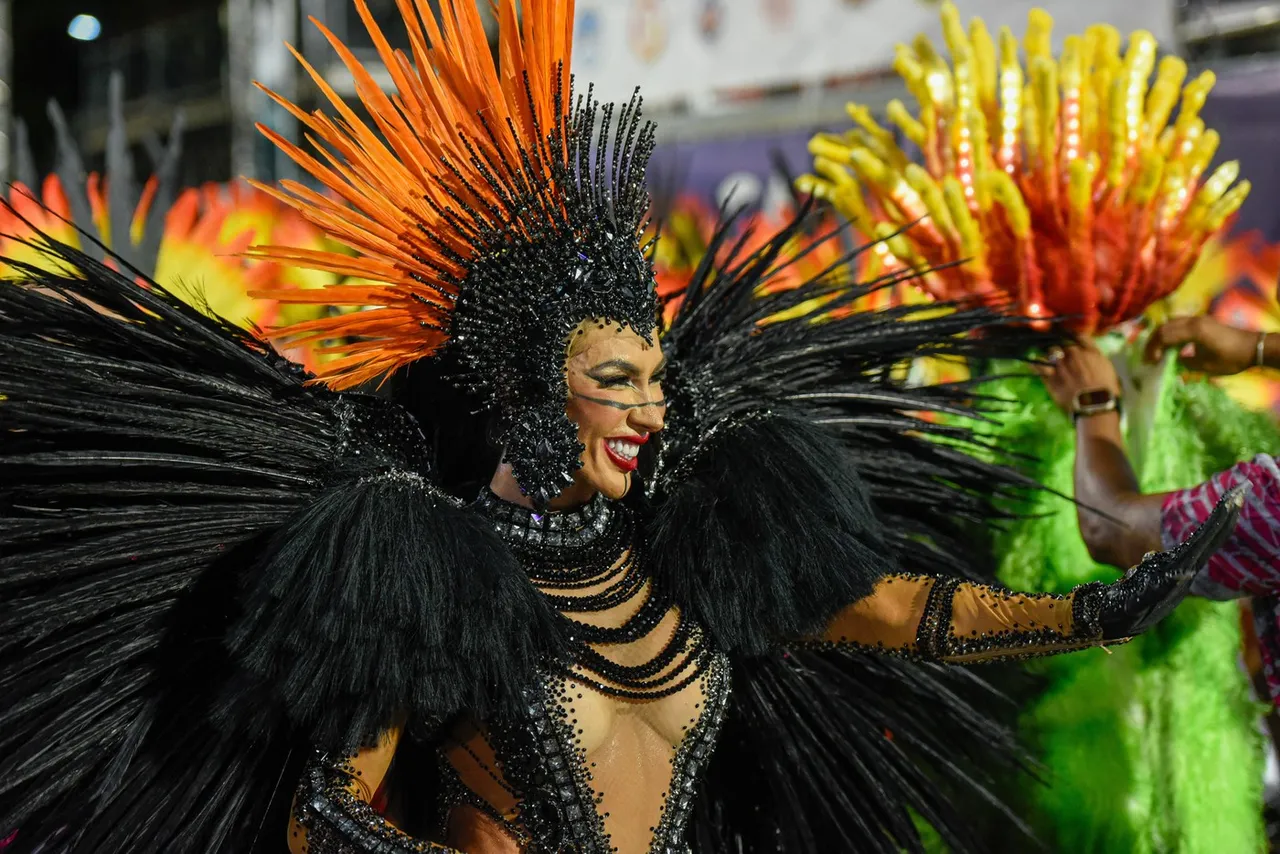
xmin=294 ymin=750 xmax=457 ymax=853
xmin=1071 ymin=581 xmax=1106 ymax=639
xmin=915 ymin=575 xmax=961 ymax=658
xmin=434 ymin=755 xmax=530 ymax=848
xmin=648 ymin=654 xmax=731 ymax=851
xmin=476 ymin=488 xmax=614 ymax=549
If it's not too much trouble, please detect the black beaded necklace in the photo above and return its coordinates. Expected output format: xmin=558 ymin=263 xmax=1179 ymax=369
xmin=476 ymin=489 xmax=709 ymax=699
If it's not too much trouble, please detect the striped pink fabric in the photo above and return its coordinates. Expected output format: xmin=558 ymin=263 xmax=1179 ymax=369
xmin=1162 ymin=454 xmax=1280 ymax=705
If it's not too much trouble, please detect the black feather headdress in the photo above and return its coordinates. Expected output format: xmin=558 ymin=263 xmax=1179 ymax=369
xmin=248 ymin=0 xmax=659 ymax=505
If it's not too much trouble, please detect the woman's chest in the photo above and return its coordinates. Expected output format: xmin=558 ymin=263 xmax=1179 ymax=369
xmin=555 ymin=609 xmax=717 ymax=754
xmin=548 ymin=659 xmax=712 ymax=757
xmin=445 ymin=646 xmax=731 ymax=852
xmin=517 ymin=651 xmax=732 ymax=852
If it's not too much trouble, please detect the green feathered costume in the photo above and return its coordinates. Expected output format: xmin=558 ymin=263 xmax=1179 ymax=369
xmin=967 ymin=342 xmax=1278 ymax=852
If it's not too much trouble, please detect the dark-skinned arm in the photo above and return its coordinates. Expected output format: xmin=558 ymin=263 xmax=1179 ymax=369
xmin=1037 ymin=338 xmax=1174 ymax=568
xmin=1145 ymin=315 xmax=1280 ymax=374
xmin=1072 ymin=409 xmax=1169 ymax=569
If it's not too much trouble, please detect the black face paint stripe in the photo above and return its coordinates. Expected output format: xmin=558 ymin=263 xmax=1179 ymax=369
xmin=576 ymin=394 xmax=667 ymax=410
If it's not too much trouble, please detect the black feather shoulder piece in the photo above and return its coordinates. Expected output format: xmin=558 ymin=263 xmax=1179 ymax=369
xmin=649 ymin=205 xmax=1047 ymax=653
xmin=0 ymin=233 xmax=562 ymax=852
xmin=645 ymin=410 xmax=886 ymax=654
xmin=221 ymin=395 xmax=566 ymax=749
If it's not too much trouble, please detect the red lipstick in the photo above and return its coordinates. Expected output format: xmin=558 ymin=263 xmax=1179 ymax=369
xmin=602 ymin=434 xmax=646 ymax=472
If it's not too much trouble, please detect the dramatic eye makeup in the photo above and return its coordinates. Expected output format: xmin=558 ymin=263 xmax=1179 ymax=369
xmin=590 ymin=372 xmax=633 ymax=389
xmin=576 ymin=357 xmax=667 ymax=410
xmin=584 ymin=358 xmax=666 ymax=390
xmin=586 ymin=359 xmax=638 ymax=389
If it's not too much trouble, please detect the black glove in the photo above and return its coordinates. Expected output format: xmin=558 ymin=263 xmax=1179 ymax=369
xmin=1074 ymin=483 xmax=1247 ymax=641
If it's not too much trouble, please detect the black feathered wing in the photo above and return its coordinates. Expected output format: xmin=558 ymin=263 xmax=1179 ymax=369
xmin=0 ymin=235 xmax=561 ymax=852
xmin=650 ymin=207 xmax=1043 ymax=614
xmin=649 ymin=208 xmax=1048 ymax=853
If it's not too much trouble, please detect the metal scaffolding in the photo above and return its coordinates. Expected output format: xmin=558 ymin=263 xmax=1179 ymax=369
xmin=226 ymin=0 xmax=255 ymax=180
xmin=0 ymin=0 xmax=10 ymax=186
xmin=227 ymin=0 xmax=299 ymax=182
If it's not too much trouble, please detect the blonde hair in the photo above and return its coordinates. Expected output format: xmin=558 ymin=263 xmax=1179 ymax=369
xmin=566 ymin=318 xmax=601 ymax=360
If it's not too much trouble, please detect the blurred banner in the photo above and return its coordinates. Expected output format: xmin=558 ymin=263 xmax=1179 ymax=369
xmin=650 ymin=128 xmax=814 ymax=214
xmin=574 ymin=0 xmax=1175 ymax=107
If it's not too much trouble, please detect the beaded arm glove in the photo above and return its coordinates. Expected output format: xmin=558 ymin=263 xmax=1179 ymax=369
xmin=290 ymin=722 xmax=462 ymax=854
xmin=818 ymin=574 xmax=1100 ymax=663
xmin=292 ymin=746 xmax=461 ymax=854
xmin=818 ymin=485 xmax=1246 ymax=663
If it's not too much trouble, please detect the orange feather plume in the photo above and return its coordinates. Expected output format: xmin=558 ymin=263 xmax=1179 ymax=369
xmin=799 ymin=3 xmax=1250 ymax=336
xmin=251 ymin=0 xmax=577 ymax=388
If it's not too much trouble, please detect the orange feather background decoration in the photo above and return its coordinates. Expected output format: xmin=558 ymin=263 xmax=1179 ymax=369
xmin=252 ymin=0 xmax=577 ymax=388
xmin=799 ymin=2 xmax=1250 ymax=335
xmin=0 ymin=176 xmax=351 ymax=374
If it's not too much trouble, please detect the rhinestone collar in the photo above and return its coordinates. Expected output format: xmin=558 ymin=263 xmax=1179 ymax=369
xmin=476 ymin=489 xmax=614 ymax=548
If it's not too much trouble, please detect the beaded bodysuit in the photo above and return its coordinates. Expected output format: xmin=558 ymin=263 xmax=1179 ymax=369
xmin=292 ymin=492 xmax=1107 ymax=854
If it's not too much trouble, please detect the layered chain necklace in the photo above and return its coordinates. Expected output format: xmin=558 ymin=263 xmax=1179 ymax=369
xmin=476 ymin=490 xmax=708 ymax=700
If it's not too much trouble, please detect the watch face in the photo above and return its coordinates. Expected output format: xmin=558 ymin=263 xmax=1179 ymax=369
xmin=1076 ymin=389 xmax=1113 ymax=408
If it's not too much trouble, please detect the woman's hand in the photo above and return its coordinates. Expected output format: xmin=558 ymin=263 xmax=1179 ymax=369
xmin=1143 ymin=315 xmax=1260 ymax=375
xmin=1036 ymin=338 xmax=1121 ymax=414
xmin=1078 ymin=484 xmax=1246 ymax=640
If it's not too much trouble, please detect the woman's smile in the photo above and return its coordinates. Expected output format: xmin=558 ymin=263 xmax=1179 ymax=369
xmin=603 ymin=434 xmax=648 ymax=472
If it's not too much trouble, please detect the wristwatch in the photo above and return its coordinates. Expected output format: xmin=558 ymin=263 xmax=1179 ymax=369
xmin=1071 ymin=388 xmax=1120 ymax=421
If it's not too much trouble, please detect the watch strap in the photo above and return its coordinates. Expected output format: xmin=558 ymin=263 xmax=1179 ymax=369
xmin=1071 ymin=388 xmax=1120 ymax=421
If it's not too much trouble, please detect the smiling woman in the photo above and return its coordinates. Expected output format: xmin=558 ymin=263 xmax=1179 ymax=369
xmin=488 ymin=320 xmax=666 ymax=508
xmin=569 ymin=321 xmax=666 ymax=492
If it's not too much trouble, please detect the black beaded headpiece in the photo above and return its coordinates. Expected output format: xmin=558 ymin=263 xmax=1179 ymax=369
xmin=251 ymin=0 xmax=659 ymax=503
